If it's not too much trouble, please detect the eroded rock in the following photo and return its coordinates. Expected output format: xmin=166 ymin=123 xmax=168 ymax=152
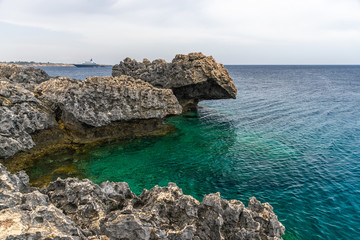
xmin=35 ymin=76 xmax=182 ymax=128
xmin=0 ymin=164 xmax=85 ymax=240
xmin=44 ymin=178 xmax=136 ymax=236
xmin=112 ymin=52 xmax=237 ymax=111
xmin=0 ymin=64 xmax=50 ymax=90
xmin=0 ymin=164 xmax=285 ymax=239
xmin=0 ymin=81 xmax=58 ymax=159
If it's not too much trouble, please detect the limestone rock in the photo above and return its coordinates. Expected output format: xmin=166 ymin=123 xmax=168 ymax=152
xmin=35 ymin=76 xmax=182 ymax=128
xmin=0 ymin=164 xmax=285 ymax=239
xmin=112 ymin=52 xmax=237 ymax=110
xmin=0 ymin=81 xmax=57 ymax=159
xmin=101 ymin=183 xmax=285 ymax=240
xmin=0 ymin=164 xmax=85 ymax=239
xmin=44 ymin=178 xmax=136 ymax=236
xmin=0 ymin=64 xmax=50 ymax=90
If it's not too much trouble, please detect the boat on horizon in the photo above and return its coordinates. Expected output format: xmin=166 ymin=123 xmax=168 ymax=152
xmin=74 ymin=59 xmax=105 ymax=68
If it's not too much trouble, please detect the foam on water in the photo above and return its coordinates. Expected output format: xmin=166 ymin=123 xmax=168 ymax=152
xmin=30 ymin=65 xmax=360 ymax=239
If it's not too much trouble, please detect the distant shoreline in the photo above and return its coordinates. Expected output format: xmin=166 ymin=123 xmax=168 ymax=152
xmin=0 ymin=62 xmax=112 ymax=67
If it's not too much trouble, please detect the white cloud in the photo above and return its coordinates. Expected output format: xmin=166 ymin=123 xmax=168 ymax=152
xmin=1 ymin=0 xmax=360 ymax=64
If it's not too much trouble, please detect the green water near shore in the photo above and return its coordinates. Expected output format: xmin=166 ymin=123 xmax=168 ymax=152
xmin=27 ymin=111 xmax=300 ymax=239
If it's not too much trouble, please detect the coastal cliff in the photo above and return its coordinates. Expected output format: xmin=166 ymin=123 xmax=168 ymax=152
xmin=0 ymin=163 xmax=285 ymax=239
xmin=112 ymin=53 xmax=237 ymax=111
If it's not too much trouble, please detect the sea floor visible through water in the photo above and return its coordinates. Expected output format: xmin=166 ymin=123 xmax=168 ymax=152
xmin=25 ymin=65 xmax=360 ymax=239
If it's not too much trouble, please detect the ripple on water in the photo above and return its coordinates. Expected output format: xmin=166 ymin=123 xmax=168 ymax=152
xmin=25 ymin=65 xmax=360 ymax=240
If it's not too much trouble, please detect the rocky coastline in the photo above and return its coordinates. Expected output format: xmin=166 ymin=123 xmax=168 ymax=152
xmin=0 ymin=163 xmax=285 ymax=239
xmin=0 ymin=53 xmax=236 ymax=170
xmin=0 ymin=53 xmax=285 ymax=239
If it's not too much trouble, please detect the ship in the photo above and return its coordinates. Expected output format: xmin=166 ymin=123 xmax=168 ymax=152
xmin=74 ymin=59 xmax=104 ymax=67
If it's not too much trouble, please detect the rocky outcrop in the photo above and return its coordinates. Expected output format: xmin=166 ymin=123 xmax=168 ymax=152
xmin=0 ymin=75 xmax=181 ymax=164
xmin=0 ymin=163 xmax=85 ymax=239
xmin=0 ymin=80 xmax=58 ymax=159
xmin=0 ymin=64 xmax=50 ymax=90
xmin=1 ymin=54 xmax=235 ymax=161
xmin=112 ymin=53 xmax=237 ymax=111
xmin=0 ymin=163 xmax=285 ymax=239
xmin=35 ymin=76 xmax=182 ymax=128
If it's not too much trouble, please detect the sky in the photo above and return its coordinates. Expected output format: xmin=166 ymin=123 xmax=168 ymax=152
xmin=1 ymin=0 xmax=360 ymax=64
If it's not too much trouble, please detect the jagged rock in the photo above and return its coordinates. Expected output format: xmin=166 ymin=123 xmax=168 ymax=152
xmin=112 ymin=52 xmax=237 ymax=111
xmin=101 ymin=183 xmax=285 ymax=240
xmin=35 ymin=76 xmax=182 ymax=128
xmin=0 ymin=163 xmax=285 ymax=239
xmin=0 ymin=81 xmax=58 ymax=159
xmin=44 ymin=178 xmax=136 ymax=236
xmin=0 ymin=164 xmax=85 ymax=239
xmin=0 ymin=64 xmax=50 ymax=90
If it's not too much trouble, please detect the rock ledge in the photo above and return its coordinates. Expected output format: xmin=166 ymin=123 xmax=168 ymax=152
xmin=113 ymin=53 xmax=237 ymax=111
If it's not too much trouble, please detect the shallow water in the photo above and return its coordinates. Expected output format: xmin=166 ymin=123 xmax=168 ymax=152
xmin=31 ymin=65 xmax=360 ymax=239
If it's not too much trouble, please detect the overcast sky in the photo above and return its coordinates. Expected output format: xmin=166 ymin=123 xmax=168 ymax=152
xmin=1 ymin=0 xmax=360 ymax=64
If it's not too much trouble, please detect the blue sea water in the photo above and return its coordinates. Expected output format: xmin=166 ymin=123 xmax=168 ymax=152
xmin=34 ymin=65 xmax=360 ymax=239
xmin=39 ymin=66 xmax=113 ymax=80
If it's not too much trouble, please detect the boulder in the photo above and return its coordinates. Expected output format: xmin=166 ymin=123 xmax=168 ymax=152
xmin=0 ymin=64 xmax=50 ymax=90
xmin=112 ymin=52 xmax=237 ymax=111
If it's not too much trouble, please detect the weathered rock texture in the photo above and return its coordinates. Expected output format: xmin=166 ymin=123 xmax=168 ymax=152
xmin=0 ymin=75 xmax=181 ymax=164
xmin=35 ymin=76 xmax=182 ymax=128
xmin=0 ymin=80 xmax=58 ymax=159
xmin=0 ymin=163 xmax=285 ymax=239
xmin=0 ymin=163 xmax=85 ymax=239
xmin=112 ymin=52 xmax=237 ymax=111
xmin=0 ymin=64 xmax=50 ymax=91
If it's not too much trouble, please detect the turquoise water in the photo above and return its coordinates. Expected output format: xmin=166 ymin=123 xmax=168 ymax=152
xmin=31 ymin=65 xmax=360 ymax=239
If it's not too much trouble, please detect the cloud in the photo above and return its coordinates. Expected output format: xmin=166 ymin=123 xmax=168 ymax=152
xmin=1 ymin=0 xmax=360 ymax=64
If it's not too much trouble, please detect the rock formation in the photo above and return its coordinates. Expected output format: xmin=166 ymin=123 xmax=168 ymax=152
xmin=35 ymin=76 xmax=182 ymax=128
xmin=0 ymin=75 xmax=181 ymax=164
xmin=0 ymin=64 xmax=50 ymax=91
xmin=0 ymin=80 xmax=58 ymax=159
xmin=0 ymin=163 xmax=85 ymax=239
xmin=112 ymin=53 xmax=237 ymax=111
xmin=0 ymin=163 xmax=285 ymax=239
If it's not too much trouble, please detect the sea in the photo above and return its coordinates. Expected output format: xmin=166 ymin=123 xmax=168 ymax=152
xmin=32 ymin=65 xmax=360 ymax=240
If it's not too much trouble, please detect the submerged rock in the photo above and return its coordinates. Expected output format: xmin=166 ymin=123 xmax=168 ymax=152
xmin=0 ymin=164 xmax=285 ymax=239
xmin=112 ymin=52 xmax=237 ymax=111
xmin=0 ymin=81 xmax=58 ymax=159
xmin=35 ymin=76 xmax=182 ymax=128
xmin=0 ymin=64 xmax=50 ymax=90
